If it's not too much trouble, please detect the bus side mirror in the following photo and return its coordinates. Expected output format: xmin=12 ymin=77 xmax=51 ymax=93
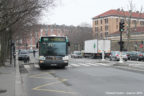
xmin=68 ymin=42 xmax=70 ymax=46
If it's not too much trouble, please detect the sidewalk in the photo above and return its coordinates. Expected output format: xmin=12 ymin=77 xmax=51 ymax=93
xmin=0 ymin=61 xmax=15 ymax=96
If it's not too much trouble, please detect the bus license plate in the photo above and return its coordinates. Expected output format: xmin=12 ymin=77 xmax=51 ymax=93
xmin=51 ymin=64 xmax=57 ymax=66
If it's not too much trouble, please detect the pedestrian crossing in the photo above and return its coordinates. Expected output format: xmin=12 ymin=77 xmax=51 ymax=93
xmin=23 ymin=62 xmax=111 ymax=70
xmin=69 ymin=63 xmax=111 ymax=67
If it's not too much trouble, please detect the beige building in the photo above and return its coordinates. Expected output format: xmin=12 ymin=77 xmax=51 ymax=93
xmin=92 ymin=9 xmax=144 ymax=39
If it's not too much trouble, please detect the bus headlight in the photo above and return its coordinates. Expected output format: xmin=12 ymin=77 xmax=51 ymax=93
xmin=62 ymin=56 xmax=69 ymax=61
xmin=39 ymin=60 xmax=44 ymax=63
xmin=39 ymin=56 xmax=46 ymax=60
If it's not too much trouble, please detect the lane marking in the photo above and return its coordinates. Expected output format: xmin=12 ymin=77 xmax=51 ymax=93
xmin=78 ymin=63 xmax=90 ymax=66
xmin=32 ymin=79 xmax=76 ymax=94
xmin=29 ymin=72 xmax=54 ymax=78
xmin=30 ymin=73 xmax=76 ymax=94
xmin=30 ymin=76 xmax=56 ymax=79
xmin=34 ymin=64 xmax=39 ymax=68
xmin=33 ymin=89 xmax=76 ymax=94
xmin=87 ymin=63 xmax=99 ymax=66
xmin=97 ymin=63 xmax=110 ymax=66
xmin=33 ymin=79 xmax=67 ymax=90
xmin=70 ymin=64 xmax=80 ymax=67
xmin=24 ymin=65 xmax=31 ymax=69
xmin=116 ymin=66 xmax=144 ymax=72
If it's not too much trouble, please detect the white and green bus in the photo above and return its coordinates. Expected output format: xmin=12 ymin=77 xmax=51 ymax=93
xmin=37 ymin=36 xmax=70 ymax=69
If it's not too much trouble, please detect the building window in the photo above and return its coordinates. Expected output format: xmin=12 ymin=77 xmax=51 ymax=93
xmin=105 ymin=32 xmax=108 ymax=37
xmin=132 ymin=20 xmax=137 ymax=27
xmin=105 ymin=25 xmax=108 ymax=31
xmin=95 ymin=27 xmax=99 ymax=32
xmin=95 ymin=20 xmax=98 ymax=25
xmin=101 ymin=19 xmax=102 ymax=24
xmin=104 ymin=18 xmax=108 ymax=24
xmin=100 ymin=33 xmax=103 ymax=38
xmin=101 ymin=26 xmax=103 ymax=31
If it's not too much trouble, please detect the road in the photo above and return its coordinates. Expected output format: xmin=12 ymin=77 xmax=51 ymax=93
xmin=19 ymin=53 xmax=144 ymax=96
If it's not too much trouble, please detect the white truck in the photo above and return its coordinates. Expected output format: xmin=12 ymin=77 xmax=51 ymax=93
xmin=84 ymin=39 xmax=111 ymax=58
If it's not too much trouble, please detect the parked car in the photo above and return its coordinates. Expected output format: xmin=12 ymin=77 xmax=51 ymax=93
xmin=28 ymin=49 xmax=34 ymax=53
xmin=71 ymin=51 xmax=83 ymax=58
xmin=126 ymin=51 xmax=136 ymax=60
xmin=18 ymin=50 xmax=30 ymax=61
xmin=109 ymin=51 xmax=128 ymax=61
xmin=128 ymin=51 xmax=144 ymax=61
xmin=125 ymin=51 xmax=133 ymax=60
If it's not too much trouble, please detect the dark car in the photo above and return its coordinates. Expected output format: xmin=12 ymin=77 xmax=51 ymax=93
xmin=18 ymin=50 xmax=30 ymax=61
xmin=128 ymin=51 xmax=144 ymax=61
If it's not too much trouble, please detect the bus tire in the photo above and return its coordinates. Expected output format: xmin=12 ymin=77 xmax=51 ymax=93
xmin=40 ymin=65 xmax=44 ymax=69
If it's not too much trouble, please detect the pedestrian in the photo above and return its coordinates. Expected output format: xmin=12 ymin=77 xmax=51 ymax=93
xmin=13 ymin=52 xmax=16 ymax=67
xmin=33 ymin=50 xmax=36 ymax=57
xmin=23 ymin=55 xmax=29 ymax=64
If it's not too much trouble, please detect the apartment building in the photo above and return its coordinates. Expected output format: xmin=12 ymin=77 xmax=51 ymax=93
xmin=92 ymin=9 xmax=144 ymax=39
xmin=16 ymin=25 xmax=92 ymax=52
xmin=16 ymin=25 xmax=67 ymax=50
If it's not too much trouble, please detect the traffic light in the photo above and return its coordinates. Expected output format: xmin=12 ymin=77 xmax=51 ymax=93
xmin=119 ymin=22 xmax=125 ymax=32
xmin=118 ymin=41 xmax=124 ymax=51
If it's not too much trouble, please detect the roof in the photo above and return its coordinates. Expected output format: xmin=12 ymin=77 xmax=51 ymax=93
xmin=93 ymin=9 xmax=144 ymax=19
xmin=108 ymin=26 xmax=144 ymax=37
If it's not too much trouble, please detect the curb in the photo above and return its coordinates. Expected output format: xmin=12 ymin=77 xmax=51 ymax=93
xmin=113 ymin=63 xmax=129 ymax=66
xmin=15 ymin=57 xmax=23 ymax=96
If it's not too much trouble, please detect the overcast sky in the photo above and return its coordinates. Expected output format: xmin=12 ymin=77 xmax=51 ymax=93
xmin=39 ymin=0 xmax=144 ymax=26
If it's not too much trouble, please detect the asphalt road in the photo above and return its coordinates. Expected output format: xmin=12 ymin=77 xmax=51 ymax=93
xmin=19 ymin=54 xmax=144 ymax=96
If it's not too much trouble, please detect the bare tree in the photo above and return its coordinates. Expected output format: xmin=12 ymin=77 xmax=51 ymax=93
xmin=0 ymin=0 xmax=55 ymax=66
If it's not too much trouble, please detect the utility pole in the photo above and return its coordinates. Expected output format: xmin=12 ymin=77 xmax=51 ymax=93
xmin=119 ymin=22 xmax=125 ymax=63
xmin=102 ymin=40 xmax=105 ymax=61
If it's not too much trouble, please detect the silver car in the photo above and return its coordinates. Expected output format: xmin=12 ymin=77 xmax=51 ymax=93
xmin=109 ymin=51 xmax=128 ymax=61
xmin=18 ymin=50 xmax=30 ymax=61
xmin=71 ymin=51 xmax=83 ymax=58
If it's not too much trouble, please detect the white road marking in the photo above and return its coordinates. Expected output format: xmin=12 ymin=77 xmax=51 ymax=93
xmin=34 ymin=64 xmax=39 ymax=68
xmin=87 ymin=63 xmax=99 ymax=66
xmin=97 ymin=63 xmax=110 ymax=66
xmin=116 ymin=66 xmax=144 ymax=72
xmin=70 ymin=64 xmax=80 ymax=67
xmin=24 ymin=65 xmax=31 ymax=69
xmin=78 ymin=63 xmax=91 ymax=66
xmin=23 ymin=62 xmax=110 ymax=69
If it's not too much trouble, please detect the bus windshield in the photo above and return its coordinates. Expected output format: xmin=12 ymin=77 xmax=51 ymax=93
xmin=39 ymin=42 xmax=66 ymax=56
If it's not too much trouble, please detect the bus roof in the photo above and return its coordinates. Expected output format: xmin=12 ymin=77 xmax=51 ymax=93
xmin=40 ymin=35 xmax=67 ymax=38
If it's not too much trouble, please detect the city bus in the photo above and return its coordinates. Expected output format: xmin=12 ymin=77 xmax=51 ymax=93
xmin=37 ymin=35 xmax=70 ymax=69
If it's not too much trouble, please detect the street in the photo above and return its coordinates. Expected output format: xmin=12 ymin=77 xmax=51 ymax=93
xmin=18 ymin=53 xmax=144 ymax=96
xmin=1 ymin=1 xmax=144 ymax=96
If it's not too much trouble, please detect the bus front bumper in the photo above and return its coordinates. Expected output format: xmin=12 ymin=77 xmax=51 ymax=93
xmin=39 ymin=60 xmax=68 ymax=67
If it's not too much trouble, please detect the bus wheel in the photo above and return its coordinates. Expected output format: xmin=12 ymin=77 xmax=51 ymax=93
xmin=40 ymin=65 xmax=44 ymax=69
